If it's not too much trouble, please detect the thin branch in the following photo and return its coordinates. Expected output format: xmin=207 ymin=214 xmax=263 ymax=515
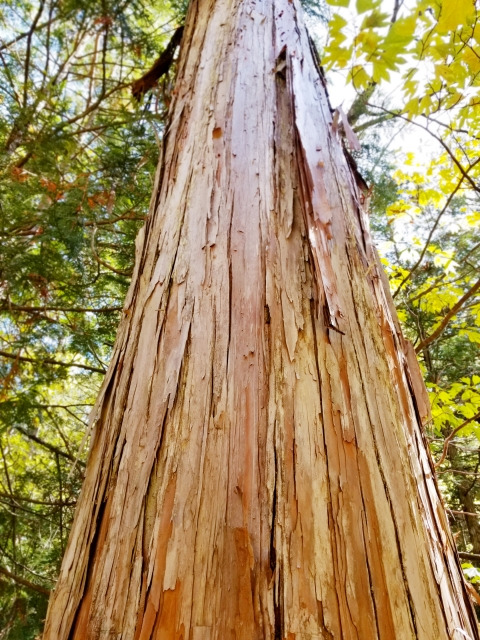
xmin=0 ymin=14 xmax=60 ymax=52
xmin=392 ymin=0 xmax=404 ymax=23
xmin=90 ymin=227 xmax=132 ymax=277
xmin=0 ymin=50 xmax=21 ymax=107
xmin=0 ymin=564 xmax=50 ymax=596
xmin=415 ymin=277 xmax=480 ymax=353
xmin=353 ymin=113 xmax=396 ymax=133
xmin=23 ymin=0 xmax=46 ymax=108
xmin=0 ymin=302 xmax=122 ymax=313
xmin=367 ymin=103 xmax=480 ymax=195
xmin=392 ymin=170 xmax=474 ymax=297
xmin=40 ymin=0 xmax=54 ymax=92
xmin=0 ymin=349 xmax=106 ymax=373
xmin=0 ymin=494 xmax=57 ymax=522
xmin=43 ymin=408 xmax=76 ymax=457
xmin=435 ymin=411 xmax=480 ymax=468
xmin=448 ymin=509 xmax=480 ymax=519
xmin=14 ymin=426 xmax=86 ymax=467
xmin=438 ymin=469 xmax=480 ymax=477
xmin=459 ymin=551 xmax=480 ymax=562
xmin=462 ymin=240 xmax=480 ymax=263
xmin=0 ymin=491 xmax=76 ymax=507
xmin=53 ymin=81 xmax=129 ymax=133
xmin=100 ymin=8 xmax=109 ymax=97
xmin=55 ymin=452 xmax=64 ymax=550
xmin=32 ymin=403 xmax=94 ymax=408
xmin=83 ymin=210 xmax=146 ymax=226
xmin=0 ymin=539 xmax=52 ymax=583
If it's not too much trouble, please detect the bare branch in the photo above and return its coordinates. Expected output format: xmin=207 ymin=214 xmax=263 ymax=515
xmin=0 ymin=14 xmax=60 ymax=52
xmin=0 ymin=302 xmax=122 ymax=313
xmin=0 ymin=349 xmax=106 ymax=374
xmin=459 ymin=551 xmax=480 ymax=562
xmin=23 ymin=0 xmax=46 ymax=108
xmin=0 ymin=491 xmax=76 ymax=507
xmin=14 ymin=426 xmax=86 ymax=467
xmin=367 ymin=103 xmax=480 ymax=195
xmin=0 ymin=564 xmax=50 ymax=595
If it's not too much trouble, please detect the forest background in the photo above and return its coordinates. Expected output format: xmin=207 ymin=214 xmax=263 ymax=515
xmin=0 ymin=0 xmax=479 ymax=637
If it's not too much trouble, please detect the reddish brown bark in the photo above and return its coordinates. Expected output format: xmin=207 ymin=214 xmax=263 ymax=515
xmin=43 ymin=0 xmax=479 ymax=638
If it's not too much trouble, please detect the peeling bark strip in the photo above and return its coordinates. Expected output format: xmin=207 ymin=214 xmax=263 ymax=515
xmin=43 ymin=0 xmax=479 ymax=638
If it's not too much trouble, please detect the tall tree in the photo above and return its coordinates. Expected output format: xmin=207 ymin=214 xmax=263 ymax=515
xmin=43 ymin=0 xmax=479 ymax=637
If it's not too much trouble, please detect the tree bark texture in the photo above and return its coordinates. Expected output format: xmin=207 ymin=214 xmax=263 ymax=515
xmin=43 ymin=0 xmax=479 ymax=638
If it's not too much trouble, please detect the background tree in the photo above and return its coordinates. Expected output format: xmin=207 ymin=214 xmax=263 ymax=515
xmin=0 ymin=0 xmax=186 ymax=635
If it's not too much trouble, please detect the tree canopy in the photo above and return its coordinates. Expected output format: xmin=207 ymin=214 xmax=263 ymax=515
xmin=1 ymin=0 xmax=480 ymax=636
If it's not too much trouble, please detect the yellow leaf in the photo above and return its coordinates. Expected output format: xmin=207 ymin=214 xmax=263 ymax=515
xmin=419 ymin=93 xmax=433 ymax=113
xmin=350 ymin=65 xmax=371 ymax=89
xmin=432 ymin=41 xmax=451 ymax=59
xmin=385 ymin=15 xmax=417 ymax=48
xmin=404 ymin=97 xmax=420 ymax=116
xmin=463 ymin=48 xmax=480 ymax=74
xmin=467 ymin=211 xmax=480 ymax=226
xmin=460 ymin=328 xmax=480 ymax=344
xmin=444 ymin=91 xmax=464 ymax=109
xmin=404 ymin=152 xmax=416 ymax=166
xmin=334 ymin=47 xmax=353 ymax=68
xmin=356 ymin=29 xmax=380 ymax=53
xmin=436 ymin=64 xmax=457 ymax=84
xmin=330 ymin=13 xmax=348 ymax=30
xmin=418 ymin=188 xmax=443 ymax=206
xmin=356 ymin=0 xmax=381 ymax=14
xmin=403 ymin=77 xmax=418 ymax=96
xmin=361 ymin=9 xmax=389 ymax=29
xmin=436 ymin=0 xmax=476 ymax=34
xmin=372 ymin=60 xmax=390 ymax=82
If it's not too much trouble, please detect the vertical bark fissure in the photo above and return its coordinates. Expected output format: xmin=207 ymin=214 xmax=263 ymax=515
xmin=347 ymin=287 xmax=423 ymax=638
xmin=187 ymin=340 xmax=215 ymax=625
xmin=308 ymin=296 xmax=343 ymax=640
xmin=358 ymin=498 xmax=381 ymax=640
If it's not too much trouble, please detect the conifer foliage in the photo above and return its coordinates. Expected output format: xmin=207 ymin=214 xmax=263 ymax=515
xmin=0 ymin=1 xmax=185 ymax=635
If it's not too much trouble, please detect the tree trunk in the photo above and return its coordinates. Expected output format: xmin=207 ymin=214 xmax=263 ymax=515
xmin=42 ymin=0 xmax=479 ymax=638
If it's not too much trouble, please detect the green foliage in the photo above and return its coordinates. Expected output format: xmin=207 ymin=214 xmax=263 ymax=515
xmin=0 ymin=0 xmax=186 ymax=635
